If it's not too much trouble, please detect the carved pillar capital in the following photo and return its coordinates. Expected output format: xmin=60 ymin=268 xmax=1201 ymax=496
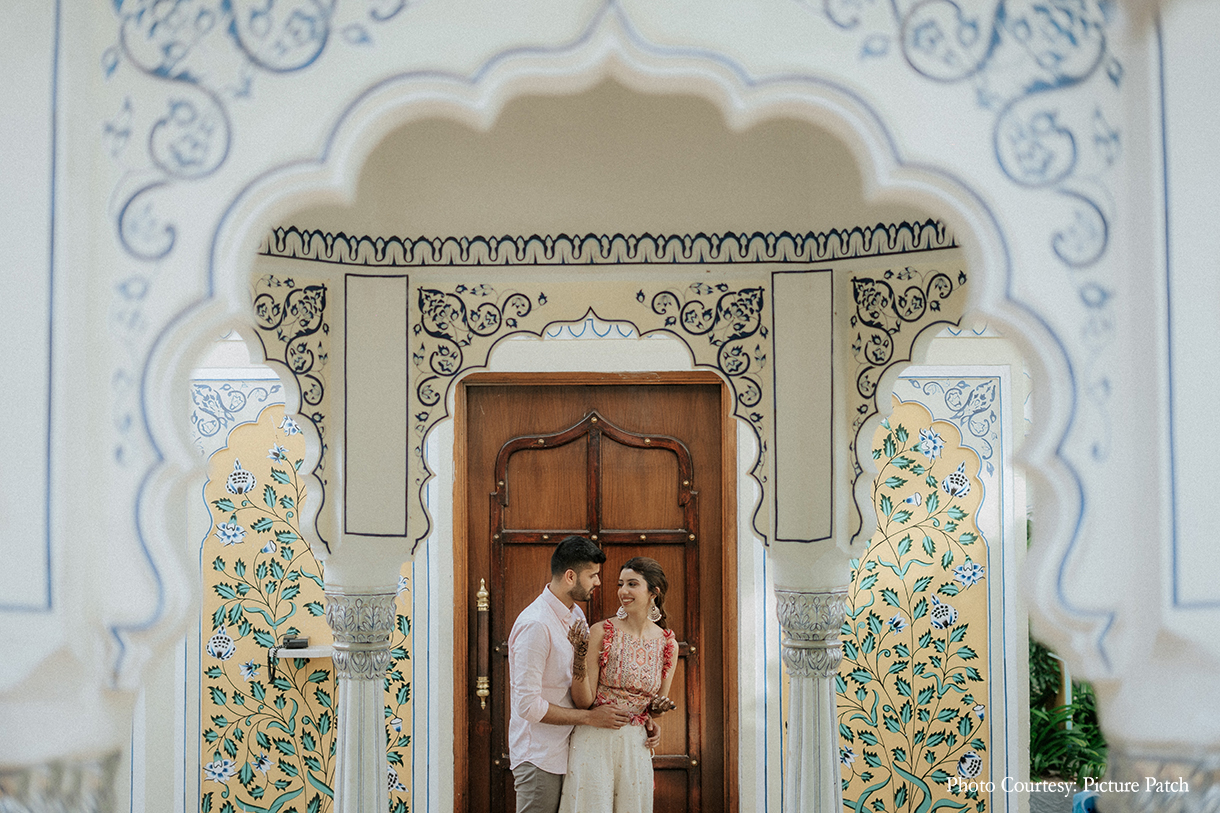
xmin=1106 ymin=744 xmax=1220 ymax=813
xmin=775 ymin=588 xmax=848 ymax=679
xmin=0 ymin=751 xmax=120 ymax=813
xmin=324 ymin=590 xmax=396 ymax=680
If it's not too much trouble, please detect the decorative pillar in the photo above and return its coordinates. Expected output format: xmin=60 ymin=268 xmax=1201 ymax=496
xmin=325 ymin=590 xmax=397 ymax=813
xmin=776 ymin=587 xmax=849 ymax=813
xmin=0 ymin=752 xmax=120 ymax=813
xmin=1104 ymin=745 xmax=1220 ymax=813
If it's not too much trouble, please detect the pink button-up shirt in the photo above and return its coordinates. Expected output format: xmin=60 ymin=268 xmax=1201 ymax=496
xmin=507 ymin=585 xmax=587 ymax=774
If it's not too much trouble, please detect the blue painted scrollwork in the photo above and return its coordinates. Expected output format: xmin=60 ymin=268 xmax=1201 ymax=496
xmin=191 ymin=382 xmax=278 ymax=439
xmin=851 ymin=267 xmax=961 ymax=401
xmin=229 ymin=0 xmax=332 ymax=73
xmin=804 ymin=0 xmax=1120 ymax=272
xmin=251 ymin=275 xmax=329 ymax=509
xmin=648 ymin=283 xmax=768 ymax=421
xmin=906 ymin=377 xmax=1000 ymax=471
xmin=413 ymin=284 xmax=539 ymax=422
xmin=901 ymin=0 xmax=994 ymax=83
xmin=106 ymin=0 xmax=410 ymax=260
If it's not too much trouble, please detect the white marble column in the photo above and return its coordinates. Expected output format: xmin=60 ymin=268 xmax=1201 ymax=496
xmin=325 ymin=590 xmax=396 ymax=813
xmin=776 ymin=587 xmax=849 ymax=813
xmin=0 ymin=752 xmax=120 ymax=813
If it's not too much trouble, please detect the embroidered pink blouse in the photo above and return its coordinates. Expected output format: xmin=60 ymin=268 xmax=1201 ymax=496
xmin=594 ymin=619 xmax=677 ymax=726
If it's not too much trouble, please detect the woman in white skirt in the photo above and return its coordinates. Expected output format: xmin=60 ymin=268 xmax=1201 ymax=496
xmin=559 ymin=557 xmax=678 ymax=813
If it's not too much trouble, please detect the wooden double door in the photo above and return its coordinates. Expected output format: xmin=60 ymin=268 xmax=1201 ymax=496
xmin=458 ymin=374 xmax=734 ymax=813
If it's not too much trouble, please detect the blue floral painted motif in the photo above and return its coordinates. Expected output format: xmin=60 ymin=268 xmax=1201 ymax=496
xmin=940 ymin=462 xmax=972 ymax=498
xmin=203 ymin=757 xmax=238 ymax=784
xmin=918 ymin=427 xmax=945 ymax=459
xmin=953 ymin=559 xmax=985 ymax=588
xmin=214 ymin=520 xmax=248 ymax=547
xmin=225 ymin=459 xmax=257 ymax=494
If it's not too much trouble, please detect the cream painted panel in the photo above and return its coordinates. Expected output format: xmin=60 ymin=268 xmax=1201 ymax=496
xmin=345 ymin=274 xmax=409 ymax=537
xmin=771 ymin=269 xmax=833 ymax=542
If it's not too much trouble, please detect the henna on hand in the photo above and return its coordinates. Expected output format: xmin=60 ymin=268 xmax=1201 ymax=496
xmin=568 ymin=621 xmax=590 ymax=681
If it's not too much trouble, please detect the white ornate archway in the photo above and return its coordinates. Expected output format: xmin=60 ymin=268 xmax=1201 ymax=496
xmin=9 ymin=0 xmax=1173 ymax=809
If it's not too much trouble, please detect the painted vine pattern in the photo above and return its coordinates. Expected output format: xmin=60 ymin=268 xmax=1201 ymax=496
xmin=201 ymin=405 xmax=413 ymax=813
xmin=838 ymin=401 xmax=989 ymax=813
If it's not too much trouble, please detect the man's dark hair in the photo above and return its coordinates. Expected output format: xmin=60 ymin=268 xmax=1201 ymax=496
xmin=550 ymin=535 xmax=606 ymax=577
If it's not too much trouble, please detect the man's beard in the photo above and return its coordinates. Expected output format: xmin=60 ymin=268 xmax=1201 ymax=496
xmin=571 ymin=583 xmax=595 ymax=602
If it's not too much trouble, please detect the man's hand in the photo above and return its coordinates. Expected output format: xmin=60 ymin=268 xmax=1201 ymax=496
xmin=644 ymin=717 xmax=661 ymax=750
xmin=585 ymin=704 xmax=631 ymax=729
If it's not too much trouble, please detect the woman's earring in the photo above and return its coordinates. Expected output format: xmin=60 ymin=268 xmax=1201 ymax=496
xmin=648 ymin=600 xmax=662 ymax=623
xmin=616 ymin=604 xmax=629 ymax=619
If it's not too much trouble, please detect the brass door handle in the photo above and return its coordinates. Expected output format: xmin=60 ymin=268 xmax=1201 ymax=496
xmin=476 ymin=579 xmax=490 ymax=710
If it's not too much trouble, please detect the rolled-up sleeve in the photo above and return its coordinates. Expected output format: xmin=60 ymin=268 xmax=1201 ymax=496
xmin=509 ymin=620 xmax=551 ymax=724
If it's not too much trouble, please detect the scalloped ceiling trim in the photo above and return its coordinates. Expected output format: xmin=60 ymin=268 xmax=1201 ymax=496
xmin=261 ymin=220 xmax=958 ymax=266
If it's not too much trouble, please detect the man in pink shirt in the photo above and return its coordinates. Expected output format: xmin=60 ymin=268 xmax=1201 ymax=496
xmin=508 ymin=536 xmax=631 ymax=812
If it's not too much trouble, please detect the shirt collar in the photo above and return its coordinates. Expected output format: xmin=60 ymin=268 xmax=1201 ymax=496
xmin=542 ymin=584 xmax=577 ymax=626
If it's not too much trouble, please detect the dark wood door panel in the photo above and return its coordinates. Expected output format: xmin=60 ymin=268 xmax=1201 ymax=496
xmin=502 ymin=443 xmax=587 ymax=529
xmin=601 ymin=439 xmax=684 ymax=529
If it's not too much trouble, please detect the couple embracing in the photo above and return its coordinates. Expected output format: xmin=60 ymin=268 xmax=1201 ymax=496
xmin=508 ymin=536 xmax=678 ymax=813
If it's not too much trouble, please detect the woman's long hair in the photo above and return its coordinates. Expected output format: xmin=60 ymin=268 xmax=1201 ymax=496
xmin=621 ymin=556 xmax=669 ymax=630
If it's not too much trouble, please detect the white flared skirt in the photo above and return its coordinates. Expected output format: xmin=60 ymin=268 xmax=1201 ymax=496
xmin=558 ymin=723 xmax=653 ymax=813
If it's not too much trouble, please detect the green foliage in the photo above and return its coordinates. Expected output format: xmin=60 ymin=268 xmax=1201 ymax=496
xmin=1028 ymin=636 xmax=1062 ymax=709
xmin=1028 ymin=638 xmax=1108 ymax=782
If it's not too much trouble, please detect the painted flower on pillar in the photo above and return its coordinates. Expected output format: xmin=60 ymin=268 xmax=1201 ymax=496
xmin=918 ymin=427 xmax=944 ymax=459
xmin=940 ymin=462 xmax=972 ymax=498
xmin=953 ymin=560 xmax=986 ymax=589
xmin=214 ymin=520 xmax=247 ymax=547
xmin=207 ymin=626 xmax=236 ymax=660
xmin=384 ymin=567 xmax=415 ymax=813
xmin=226 ymin=459 xmax=257 ymax=494
xmin=203 ymin=758 xmax=238 ymax=784
xmin=957 ymin=750 xmax=984 ymax=779
xmin=837 ymin=398 xmax=989 ymax=813
xmin=929 ymin=595 xmax=959 ymax=630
